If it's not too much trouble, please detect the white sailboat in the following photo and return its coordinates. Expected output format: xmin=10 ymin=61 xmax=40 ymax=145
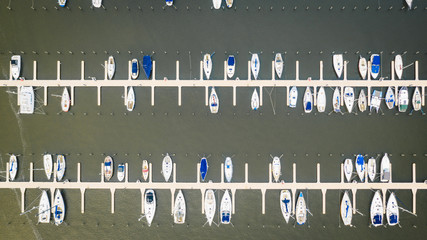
xmin=9 ymin=154 xmax=18 ymax=181
xmin=126 ymin=87 xmax=135 ymax=111
xmin=56 ymin=154 xmax=66 ymax=181
xmin=272 ymin=156 xmax=281 ymax=182
xmin=204 ymin=189 xmax=216 ymax=226
xmin=358 ymin=57 xmax=368 ymax=80
xmin=405 ymin=0 xmax=413 ymax=9
xmin=61 ymin=87 xmax=70 ymax=112
xmin=145 ymin=189 xmax=156 ymax=227
xmin=104 ymin=156 xmax=113 ymax=181
xmin=225 ymin=0 xmax=233 ymax=8
xmin=295 ymin=192 xmax=307 ymax=225
xmin=224 ymin=157 xmax=233 ymax=183
xmin=358 ymin=89 xmax=367 ymax=112
xmin=220 ymin=190 xmax=232 ymax=224
xmin=226 ymin=55 xmax=235 ymax=78
xmin=386 ymin=192 xmax=399 ymax=226
xmin=251 ymin=88 xmax=260 ymax=110
xmin=394 ymin=55 xmax=403 ymax=80
xmin=203 ymin=53 xmax=212 ymax=80
xmin=398 ymin=87 xmax=409 ymax=112
xmin=43 ymin=154 xmax=53 ymax=180
xmin=92 ymin=0 xmax=102 ymax=8
xmin=19 ymin=86 xmax=34 ymax=114
xmin=117 ymin=164 xmax=125 ymax=182
xmin=413 ymin=87 xmax=422 ymax=111
xmin=340 ymin=191 xmax=353 ymax=226
xmin=333 ymin=87 xmax=341 ymax=113
xmin=380 ymin=153 xmax=391 ymax=182
xmin=371 ymin=191 xmax=383 ymax=227
xmin=333 ymin=54 xmax=343 ymax=78
xmin=343 ymin=158 xmax=353 ymax=182
xmin=174 ymin=190 xmax=186 ymax=224
xmin=142 ymin=160 xmax=149 ymax=181
xmin=280 ymin=190 xmax=292 ymax=223
xmin=370 ymin=90 xmax=382 ymax=113
xmin=367 ymin=158 xmax=376 ymax=182
xmin=317 ymin=86 xmax=326 ymax=113
xmin=38 ymin=190 xmax=50 ymax=223
xmin=344 ymin=87 xmax=354 ymax=113
xmin=11 ymin=55 xmax=21 ymax=80
xmin=213 ymin=0 xmax=221 ymax=9
xmin=107 ymin=56 xmax=115 ymax=80
xmin=355 ymin=154 xmax=365 ymax=182
xmin=385 ymin=87 xmax=395 ymax=109
xmin=289 ymin=86 xmax=298 ymax=108
xmin=162 ymin=153 xmax=173 ymax=182
xmin=131 ymin=58 xmax=139 ymax=80
xmin=251 ymin=53 xmax=260 ymax=80
xmin=53 ymin=189 xmax=65 ymax=225
xmin=303 ymin=87 xmax=313 ymax=113
xmin=209 ymin=87 xmax=219 ymax=114
xmin=275 ymin=53 xmax=284 ymax=78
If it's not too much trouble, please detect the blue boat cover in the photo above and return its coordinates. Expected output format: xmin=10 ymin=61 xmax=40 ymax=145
xmin=55 ymin=206 xmax=62 ymax=218
xmin=200 ymin=158 xmax=208 ymax=180
xmin=211 ymin=103 xmax=217 ymax=107
xmin=228 ymin=56 xmax=235 ymax=66
xmin=373 ymin=214 xmax=382 ymax=225
xmin=356 ymin=155 xmax=364 ymax=165
xmin=143 ymin=55 xmax=152 ymax=79
xmin=132 ymin=62 xmax=138 ymax=73
xmin=389 ymin=214 xmax=398 ymax=224
xmin=306 ymin=102 xmax=312 ymax=111
xmin=372 ymin=55 xmax=380 ymax=65
xmin=105 ymin=161 xmax=111 ymax=167
xmin=222 ymin=212 xmax=230 ymax=222
xmin=118 ymin=165 xmax=124 ymax=171
xmin=282 ymin=198 xmax=290 ymax=212
xmin=372 ymin=55 xmax=380 ymax=73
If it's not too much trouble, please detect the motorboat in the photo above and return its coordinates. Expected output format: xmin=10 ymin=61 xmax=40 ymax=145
xmin=413 ymin=87 xmax=422 ymax=111
xmin=344 ymin=87 xmax=354 ymax=113
xmin=333 ymin=87 xmax=341 ymax=113
xmin=385 ymin=87 xmax=395 ymax=109
xmin=126 ymin=87 xmax=135 ymax=111
xmin=371 ymin=191 xmax=383 ymax=227
xmin=280 ymin=190 xmax=292 ymax=223
xmin=19 ymin=86 xmax=34 ymax=114
xmin=203 ymin=54 xmax=212 ymax=80
xmin=131 ymin=58 xmax=139 ymax=79
xmin=92 ymin=0 xmax=102 ymax=8
xmin=387 ymin=192 xmax=399 ymax=226
xmin=251 ymin=53 xmax=260 ymax=80
xmin=251 ymin=88 xmax=260 ymax=110
xmin=58 ymin=0 xmax=66 ymax=7
xmin=174 ymin=190 xmax=186 ymax=224
xmin=398 ymin=87 xmax=409 ymax=112
xmin=303 ymin=87 xmax=313 ymax=113
xmin=224 ymin=157 xmax=233 ymax=183
xmin=117 ymin=164 xmax=125 ymax=182
xmin=225 ymin=0 xmax=233 ymax=8
xmin=343 ymin=158 xmax=353 ymax=182
xmin=205 ymin=189 xmax=216 ymax=226
xmin=11 ymin=55 xmax=21 ymax=80
xmin=162 ymin=153 xmax=173 ymax=182
xmin=220 ymin=190 xmax=232 ymax=224
xmin=142 ymin=160 xmax=149 ymax=181
xmin=104 ymin=156 xmax=113 ymax=181
xmin=370 ymin=90 xmax=382 ymax=113
xmin=355 ymin=154 xmax=365 ymax=182
xmin=367 ymin=158 xmax=376 ymax=182
xmin=143 ymin=55 xmax=152 ymax=79
xmin=9 ymin=154 xmax=18 ymax=181
xmin=340 ymin=191 xmax=353 ymax=226
xmin=395 ymin=55 xmax=403 ymax=80
xmin=227 ymin=55 xmax=235 ymax=78
xmin=370 ymin=54 xmax=380 ymax=79
xmin=200 ymin=157 xmax=208 ymax=181
xmin=275 ymin=53 xmax=283 ymax=78
xmin=289 ymin=86 xmax=298 ymax=108
xmin=44 ymin=154 xmax=53 ymax=180
xmin=56 ymin=155 xmax=66 ymax=181
xmin=213 ymin=0 xmax=221 ymax=9
xmin=209 ymin=87 xmax=219 ymax=114
xmin=358 ymin=89 xmax=367 ymax=112
xmin=295 ymin=192 xmax=307 ymax=225
xmin=166 ymin=0 xmax=173 ymax=7
xmin=38 ymin=190 xmax=50 ymax=223
xmin=358 ymin=57 xmax=367 ymax=80
xmin=107 ymin=56 xmax=115 ymax=80
xmin=317 ymin=87 xmax=326 ymax=112
xmin=145 ymin=189 xmax=156 ymax=227
xmin=53 ymin=189 xmax=65 ymax=225
xmin=61 ymin=87 xmax=70 ymax=112
xmin=333 ymin=54 xmax=343 ymax=78
xmin=272 ymin=156 xmax=281 ymax=182
xmin=380 ymin=153 xmax=391 ymax=182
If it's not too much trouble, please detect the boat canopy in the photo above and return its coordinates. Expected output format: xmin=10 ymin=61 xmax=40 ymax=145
xmin=132 ymin=62 xmax=138 ymax=73
xmin=11 ymin=60 xmax=17 ymax=65
xmin=373 ymin=214 xmax=382 ymax=225
xmin=55 ymin=206 xmax=63 ymax=218
xmin=372 ymin=55 xmax=380 ymax=65
xmin=143 ymin=55 xmax=152 ymax=78
xmin=105 ymin=161 xmax=111 ymax=167
xmin=356 ymin=155 xmax=364 ymax=165
xmin=306 ymin=102 xmax=312 ymax=111
xmin=147 ymin=192 xmax=153 ymax=202
xmin=211 ymin=103 xmax=217 ymax=107
xmin=118 ymin=165 xmax=124 ymax=171
xmin=222 ymin=212 xmax=230 ymax=222
xmin=389 ymin=214 xmax=398 ymax=224
xmin=228 ymin=56 xmax=235 ymax=66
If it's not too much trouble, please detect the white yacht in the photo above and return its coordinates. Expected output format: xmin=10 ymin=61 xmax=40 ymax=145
xmin=162 ymin=153 xmax=173 ymax=182
xmin=274 ymin=53 xmax=283 ymax=78
xmin=145 ymin=189 xmax=156 ymax=226
xmin=11 ymin=55 xmax=21 ymax=80
xmin=220 ymin=190 xmax=232 ymax=224
xmin=174 ymin=190 xmax=186 ymax=224
xmin=317 ymin=87 xmax=326 ymax=112
xmin=344 ymin=87 xmax=354 ymax=113
xmin=333 ymin=54 xmax=343 ymax=78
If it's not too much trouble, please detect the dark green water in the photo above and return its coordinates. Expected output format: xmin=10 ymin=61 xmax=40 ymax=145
xmin=0 ymin=0 xmax=427 ymax=239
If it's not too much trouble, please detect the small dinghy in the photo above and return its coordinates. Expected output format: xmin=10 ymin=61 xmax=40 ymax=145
xmin=280 ymin=190 xmax=292 ymax=223
xmin=126 ymin=87 xmax=135 ymax=112
xmin=220 ymin=190 xmax=232 ymax=224
xmin=200 ymin=157 xmax=208 ymax=181
xmin=340 ymin=191 xmax=353 ymax=226
xmin=355 ymin=154 xmax=365 ymax=182
xmin=343 ymin=158 xmax=353 ymax=182
xmin=303 ymin=87 xmax=313 ymax=113
xmin=272 ymin=156 xmax=281 ymax=182
xmin=370 ymin=90 xmax=382 ymax=113
xmin=358 ymin=89 xmax=367 ymax=112
xmin=142 ymin=160 xmax=149 ymax=181
xmin=317 ymin=87 xmax=326 ymax=113
xmin=11 ymin=55 xmax=21 ymax=80
xmin=398 ymin=87 xmax=409 ymax=112
xmin=56 ymin=155 xmax=66 ymax=181
xmin=387 ymin=192 xmax=399 ymax=226
xmin=296 ymin=192 xmax=307 ymax=225
xmin=162 ymin=153 xmax=173 ymax=182
xmin=385 ymin=87 xmax=395 ymax=109
xmin=371 ymin=190 xmax=383 ymax=227
xmin=358 ymin=57 xmax=368 ymax=80
xmin=19 ymin=86 xmax=34 ymax=114
xmin=227 ymin=55 xmax=235 ymax=78
xmin=225 ymin=0 xmax=233 ymax=8
xmin=44 ymin=154 xmax=53 ymax=180
xmin=107 ymin=56 xmax=115 ymax=80
xmin=203 ymin=54 xmax=212 ymax=80
xmin=367 ymin=158 xmax=376 ymax=182
xmin=166 ymin=0 xmax=173 ymax=7
xmin=251 ymin=53 xmax=260 ymax=80
xmin=131 ymin=58 xmax=139 ymax=79
xmin=92 ymin=0 xmax=102 ymax=8
xmin=405 ymin=0 xmax=413 ymax=9
xmin=333 ymin=87 xmax=341 ymax=113
xmin=344 ymin=87 xmax=354 ymax=113
xmin=117 ymin=164 xmax=125 ymax=182
xmin=275 ymin=53 xmax=284 ymax=78
xmin=394 ymin=55 xmax=403 ymax=80
xmin=205 ymin=189 xmax=216 ymax=226
xmin=413 ymin=87 xmax=422 ymax=111
xmin=213 ymin=0 xmax=221 ymax=9
xmin=251 ymin=88 xmax=260 ymax=110
xmin=104 ymin=156 xmax=113 ymax=181
xmin=58 ymin=0 xmax=66 ymax=7
xmin=370 ymin=54 xmax=380 ymax=79
xmin=289 ymin=86 xmax=298 ymax=108
xmin=54 ymin=189 xmax=65 ymax=225
xmin=209 ymin=87 xmax=219 ymax=114
xmin=9 ymin=154 xmax=18 ymax=181
xmin=174 ymin=190 xmax=186 ymax=224
xmin=145 ymin=189 xmax=156 ymax=227
xmin=380 ymin=153 xmax=391 ymax=182
xmin=61 ymin=87 xmax=70 ymax=112
xmin=224 ymin=157 xmax=233 ymax=182
xmin=38 ymin=190 xmax=50 ymax=223
xmin=143 ymin=55 xmax=152 ymax=79
xmin=333 ymin=54 xmax=343 ymax=78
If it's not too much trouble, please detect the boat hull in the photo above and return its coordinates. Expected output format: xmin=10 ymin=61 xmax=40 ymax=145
xmin=220 ymin=190 xmax=232 ymax=224
xmin=289 ymin=86 xmax=298 ymax=108
xmin=205 ymin=190 xmax=216 ymax=226
xmin=54 ymin=189 xmax=65 ymax=225
xmin=341 ymin=191 xmax=353 ymax=226
xmin=367 ymin=158 xmax=376 ymax=182
xmin=44 ymin=154 xmax=53 ymax=180
xmin=380 ymin=153 xmax=391 ymax=182
xmin=344 ymin=87 xmax=354 ymax=113
xmin=200 ymin=157 xmax=208 ymax=181
xmin=203 ymin=54 xmax=212 ymax=80
xmin=343 ymin=159 xmax=353 ymax=182
xmin=317 ymin=87 xmax=326 ymax=112
xmin=251 ymin=54 xmax=260 ymax=80
xmin=209 ymin=87 xmax=219 ymax=113
xmin=117 ymin=164 xmax=125 ymax=182
xmin=272 ymin=156 xmax=281 ymax=182
xmin=104 ymin=156 xmax=113 ymax=181
xmin=394 ymin=55 xmax=403 ymax=80
xmin=145 ymin=189 xmax=156 ymax=226
xmin=107 ymin=56 xmax=115 ymax=80
xmin=142 ymin=160 xmax=149 ymax=181
xmin=370 ymin=191 xmax=383 ymax=227
xmin=333 ymin=54 xmax=343 ymax=78
xmin=9 ymin=155 xmax=18 ymax=181
xmin=39 ymin=190 xmax=50 ymax=223
xmin=296 ymin=192 xmax=307 ymax=225
xmin=303 ymin=87 xmax=313 ymax=113
xmin=174 ymin=190 xmax=186 ymax=224
xmin=162 ymin=154 xmax=173 ymax=182
xmin=224 ymin=157 xmax=233 ymax=182
xmin=280 ymin=190 xmax=292 ymax=223
xmin=56 ymin=155 xmax=66 ymax=181
xmin=61 ymin=87 xmax=70 ymax=112
xmin=387 ymin=193 xmax=399 ymax=226
xmin=126 ymin=87 xmax=135 ymax=111
xmin=251 ymin=88 xmax=260 ymax=110
xmin=275 ymin=53 xmax=283 ymax=78
xmin=358 ymin=57 xmax=367 ymax=80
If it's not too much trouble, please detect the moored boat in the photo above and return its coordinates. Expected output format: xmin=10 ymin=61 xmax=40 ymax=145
xmin=280 ymin=190 xmax=292 ymax=223
xmin=272 ymin=156 xmax=281 ymax=182
xmin=220 ymin=190 xmax=232 ymax=224
xmin=126 ymin=87 xmax=135 ymax=111
xmin=38 ymin=190 xmax=50 ymax=223
xmin=333 ymin=87 xmax=341 ymax=113
xmin=213 ymin=0 xmax=221 ymax=9
xmin=200 ymin=157 xmax=208 ymax=181
xmin=224 ymin=157 xmax=233 ymax=183
xmin=61 ymin=87 xmax=70 ymax=112
xmin=44 ymin=154 xmax=53 ymax=180
xmin=344 ymin=87 xmax=354 ymax=113
xmin=227 ymin=55 xmax=235 ymax=78
xmin=92 ymin=0 xmax=102 ymax=8
xmin=405 ymin=0 xmax=413 ymax=9
xmin=166 ymin=0 xmax=173 ymax=7
xmin=174 ymin=190 xmax=186 ymax=224
xmin=333 ymin=54 xmax=343 ymax=78
xmin=371 ymin=190 xmax=383 ymax=227
xmin=358 ymin=57 xmax=367 ymax=80
xmin=203 ymin=54 xmax=212 ymax=80
xmin=385 ymin=87 xmax=395 ymax=109
xmin=380 ymin=153 xmax=391 ymax=182
xmin=355 ymin=154 xmax=365 ymax=182
xmin=295 ymin=192 xmax=307 ymax=225
xmin=367 ymin=158 xmax=376 ymax=182
xmin=387 ymin=192 xmax=399 ymax=226
xmin=413 ymin=87 xmax=422 ymax=111
xmin=251 ymin=88 xmax=260 ymax=110
xmin=370 ymin=54 xmax=380 ymax=79
xmin=343 ymin=158 xmax=353 ymax=182
xmin=205 ymin=189 xmax=216 ymax=226
xmin=209 ymin=87 xmax=219 ymax=114
xmin=58 ymin=0 xmax=67 ymax=7
xmin=145 ymin=189 xmax=156 ymax=226
xmin=340 ymin=191 xmax=353 ymax=226
xmin=131 ymin=58 xmax=139 ymax=79
xmin=395 ymin=55 xmax=403 ymax=80
xmin=317 ymin=87 xmax=326 ymax=113
xmin=9 ymin=154 xmax=18 ymax=181
xmin=358 ymin=89 xmax=367 ymax=112
xmin=289 ymin=86 xmax=298 ymax=108
xmin=275 ymin=53 xmax=283 ymax=78
xmin=398 ymin=87 xmax=409 ymax=112
xmin=142 ymin=160 xmax=149 ymax=181
xmin=370 ymin=90 xmax=382 ymax=113
xmin=107 ymin=56 xmax=115 ymax=80
xmin=53 ymin=189 xmax=65 ymax=225
xmin=303 ymin=87 xmax=313 ymax=113
xmin=225 ymin=0 xmax=233 ymax=8
xmin=117 ymin=164 xmax=125 ymax=182
xmin=104 ymin=156 xmax=113 ymax=181
xmin=11 ymin=55 xmax=21 ymax=80
xmin=251 ymin=53 xmax=260 ymax=80
xmin=143 ymin=55 xmax=152 ymax=79
xmin=162 ymin=153 xmax=173 ymax=182
xmin=19 ymin=86 xmax=34 ymax=114
xmin=56 ymin=154 xmax=66 ymax=181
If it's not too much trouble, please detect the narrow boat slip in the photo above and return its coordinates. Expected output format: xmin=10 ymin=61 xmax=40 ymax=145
xmin=126 ymin=87 xmax=135 ymax=112
xmin=387 ymin=192 xmax=399 ymax=226
xmin=303 ymin=86 xmax=313 ymax=113
xmin=92 ymin=0 xmax=102 ymax=8
xmin=104 ymin=156 xmax=113 ymax=181
xmin=333 ymin=54 xmax=343 ymax=78
xmin=204 ymin=189 xmax=216 ymax=226
xmin=343 ymin=159 xmax=353 ymax=182
xmin=370 ymin=54 xmax=380 ymax=79
xmin=11 ymin=55 xmax=21 ymax=80
xmin=380 ymin=153 xmax=391 ymax=182
xmin=355 ymin=154 xmax=365 ymax=182
xmin=225 ymin=0 xmax=233 ymax=8
xmin=54 ymin=189 xmax=65 ymax=226
xmin=107 ymin=56 xmax=115 ymax=80
xmin=142 ymin=55 xmax=152 ymax=79
xmin=358 ymin=57 xmax=367 ymax=80
xmin=224 ymin=157 xmax=233 ymax=183
xmin=367 ymin=158 xmax=376 ymax=182
xmin=117 ymin=164 xmax=125 ymax=182
xmin=385 ymin=87 xmax=395 ymax=109
xmin=200 ymin=157 xmax=208 ymax=182
xmin=394 ymin=55 xmax=403 ymax=80
xmin=9 ymin=155 xmax=18 ymax=181
xmin=371 ymin=191 xmax=383 ymax=227
xmin=174 ymin=190 xmax=186 ymax=224
xmin=131 ymin=58 xmax=139 ymax=80
xmin=343 ymin=87 xmax=354 ymax=113
xmin=412 ymin=87 xmax=422 ymax=111
xmin=56 ymin=155 xmax=66 ymax=181
xmin=251 ymin=53 xmax=260 ymax=80
xmin=333 ymin=87 xmax=341 ymax=113
xmin=295 ymin=192 xmax=307 ymax=225
xmin=370 ymin=90 xmax=382 ymax=113
xmin=358 ymin=89 xmax=367 ymax=112
xmin=145 ymin=189 xmax=156 ymax=227
xmin=38 ymin=190 xmax=50 ymax=223
xmin=209 ymin=87 xmax=219 ymax=114
xmin=220 ymin=190 xmax=232 ymax=224
xmin=317 ymin=87 xmax=326 ymax=112
xmin=142 ymin=160 xmax=149 ymax=181
xmin=251 ymin=88 xmax=260 ymax=110
xmin=272 ymin=156 xmax=281 ymax=182
xmin=162 ymin=153 xmax=173 ymax=182
xmin=203 ymin=54 xmax=212 ymax=80
xmin=213 ymin=0 xmax=221 ymax=9
xmin=165 ymin=0 xmax=173 ymax=7
xmin=58 ymin=0 xmax=67 ymax=7
xmin=280 ymin=190 xmax=292 ymax=223
xmin=340 ymin=191 xmax=353 ymax=226
xmin=43 ymin=154 xmax=53 ymax=180
xmin=19 ymin=86 xmax=34 ymax=114
xmin=398 ymin=87 xmax=409 ymax=112
xmin=289 ymin=86 xmax=298 ymax=108
xmin=61 ymin=87 xmax=70 ymax=112
xmin=274 ymin=53 xmax=283 ymax=78
xmin=227 ymin=55 xmax=235 ymax=78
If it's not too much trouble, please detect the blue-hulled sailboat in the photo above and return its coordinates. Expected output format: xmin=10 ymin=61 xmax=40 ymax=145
xmin=143 ymin=55 xmax=152 ymax=79
xmin=200 ymin=157 xmax=208 ymax=181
